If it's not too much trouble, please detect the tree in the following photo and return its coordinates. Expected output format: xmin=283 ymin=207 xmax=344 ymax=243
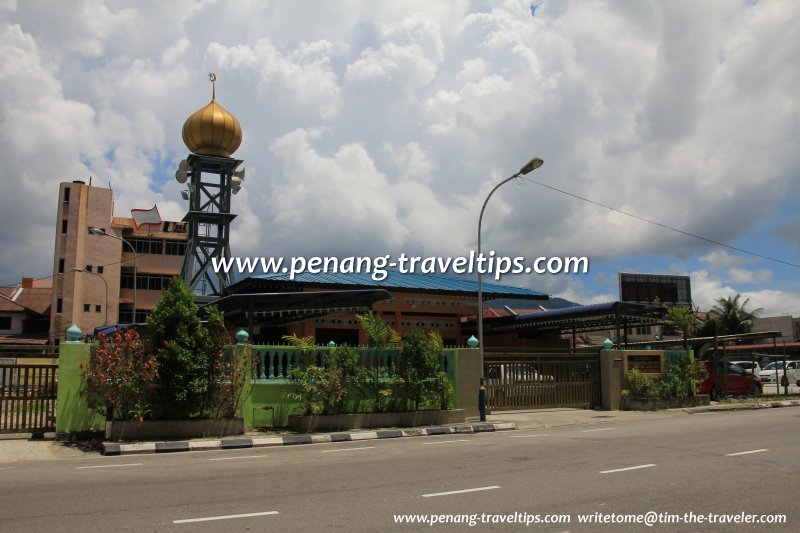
xmin=665 ymin=306 xmax=699 ymax=350
xmin=708 ymin=294 xmax=762 ymax=336
xmin=355 ymin=311 xmax=401 ymax=411
xmin=356 ymin=310 xmax=400 ymax=348
xmin=398 ymin=330 xmax=442 ymax=411
xmin=147 ymin=277 xmax=213 ymax=418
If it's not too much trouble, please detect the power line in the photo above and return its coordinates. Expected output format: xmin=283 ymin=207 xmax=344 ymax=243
xmin=517 ymin=175 xmax=800 ymax=269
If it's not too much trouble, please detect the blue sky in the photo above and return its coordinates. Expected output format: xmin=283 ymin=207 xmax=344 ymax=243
xmin=0 ymin=0 xmax=798 ymax=315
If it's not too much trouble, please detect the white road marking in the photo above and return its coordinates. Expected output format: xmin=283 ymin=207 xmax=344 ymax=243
xmin=599 ymin=464 xmax=656 ymax=474
xmin=509 ymin=434 xmax=545 ymax=438
xmin=321 ymin=446 xmax=376 ymax=453
xmin=422 ymin=486 xmax=500 ymax=498
xmin=75 ymin=463 xmax=142 ymax=470
xmin=174 ymin=511 xmax=279 ymax=524
xmin=726 ymin=449 xmax=768 ymax=457
xmin=582 ymin=427 xmax=615 ymax=433
xmin=208 ymin=455 xmax=268 ymax=461
xmin=422 ymin=439 xmax=470 ymax=445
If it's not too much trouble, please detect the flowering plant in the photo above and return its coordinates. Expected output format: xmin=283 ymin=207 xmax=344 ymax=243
xmin=80 ymin=329 xmax=158 ymax=421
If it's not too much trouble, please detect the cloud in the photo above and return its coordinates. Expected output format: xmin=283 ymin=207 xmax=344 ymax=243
xmin=728 ymin=266 xmax=772 ymax=285
xmin=0 ymin=1 xmax=797 ymax=321
xmin=690 ymin=270 xmax=796 ymax=316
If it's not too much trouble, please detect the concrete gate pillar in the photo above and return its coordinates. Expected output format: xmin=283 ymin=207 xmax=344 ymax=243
xmin=600 ymin=350 xmax=624 ymax=410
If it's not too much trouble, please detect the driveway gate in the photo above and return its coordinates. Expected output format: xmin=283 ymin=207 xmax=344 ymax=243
xmin=0 ymin=363 xmax=58 ymax=433
xmin=484 ymin=350 xmax=601 ymax=410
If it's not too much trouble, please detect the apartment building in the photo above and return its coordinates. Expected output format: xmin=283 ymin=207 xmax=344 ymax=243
xmin=48 ymin=180 xmax=187 ymax=343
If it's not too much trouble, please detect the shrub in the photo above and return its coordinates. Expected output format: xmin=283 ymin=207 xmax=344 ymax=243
xmin=147 ymin=277 xmax=212 ymax=418
xmin=80 ymin=329 xmax=158 ymax=421
xmin=398 ymin=330 xmax=443 ymax=411
xmin=623 ymin=368 xmax=654 ymax=399
xmin=284 ymin=339 xmax=360 ymax=416
xmin=623 ymin=354 xmax=705 ymax=402
xmin=205 ymin=306 xmax=250 ymax=418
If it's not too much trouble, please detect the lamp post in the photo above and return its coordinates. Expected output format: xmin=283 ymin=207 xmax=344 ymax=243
xmin=88 ymin=227 xmax=137 ymax=323
xmin=477 ymin=156 xmax=544 ymax=421
xmin=72 ymin=268 xmax=109 ymax=326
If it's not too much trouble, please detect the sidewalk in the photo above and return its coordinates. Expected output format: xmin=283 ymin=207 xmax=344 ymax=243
xmin=0 ymin=434 xmax=88 ymax=464
xmin=485 ymin=406 xmax=686 ymax=430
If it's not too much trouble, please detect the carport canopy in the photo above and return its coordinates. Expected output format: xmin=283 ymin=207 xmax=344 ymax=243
xmin=200 ymin=289 xmax=392 ymax=330
xmin=485 ymin=301 xmax=669 ymax=346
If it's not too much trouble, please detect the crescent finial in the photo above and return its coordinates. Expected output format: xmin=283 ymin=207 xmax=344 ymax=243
xmin=209 ymin=72 xmax=217 ymax=100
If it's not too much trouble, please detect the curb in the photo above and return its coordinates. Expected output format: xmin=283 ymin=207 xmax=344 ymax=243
xmin=684 ymin=400 xmax=800 ymax=414
xmin=101 ymin=422 xmax=517 ymax=456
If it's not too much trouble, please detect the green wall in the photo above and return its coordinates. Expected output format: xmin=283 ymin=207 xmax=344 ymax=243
xmin=55 ymin=342 xmax=105 ymax=435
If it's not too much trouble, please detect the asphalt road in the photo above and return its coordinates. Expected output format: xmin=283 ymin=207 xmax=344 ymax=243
xmin=1 ymin=408 xmax=798 ymax=532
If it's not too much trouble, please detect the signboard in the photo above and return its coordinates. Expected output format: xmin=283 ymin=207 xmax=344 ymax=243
xmin=619 ymin=273 xmax=691 ymax=306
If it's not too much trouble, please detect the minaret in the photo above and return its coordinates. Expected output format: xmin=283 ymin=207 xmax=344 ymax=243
xmin=177 ymin=73 xmax=244 ymax=298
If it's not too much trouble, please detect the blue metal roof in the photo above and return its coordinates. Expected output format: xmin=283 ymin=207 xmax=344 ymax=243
xmin=246 ymin=271 xmax=547 ymax=299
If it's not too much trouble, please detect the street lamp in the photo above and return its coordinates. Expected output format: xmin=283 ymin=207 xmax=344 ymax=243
xmin=477 ymin=156 xmax=544 ymax=421
xmin=72 ymin=268 xmax=109 ymax=326
xmin=88 ymin=227 xmax=137 ymax=323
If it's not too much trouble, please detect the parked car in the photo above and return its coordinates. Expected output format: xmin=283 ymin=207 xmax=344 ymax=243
xmin=698 ymin=361 xmax=762 ymax=401
xmin=758 ymin=361 xmax=799 ymax=385
xmin=731 ymin=360 xmax=761 ymax=375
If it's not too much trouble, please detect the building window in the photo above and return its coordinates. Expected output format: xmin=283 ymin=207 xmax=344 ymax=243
xmin=61 ymin=220 xmax=68 ymax=234
xmin=119 ymin=309 xmax=150 ymax=324
xmin=129 ymin=237 xmax=164 ymax=255
xmin=58 ymin=258 xmax=65 ymax=274
xmin=121 ymin=271 xmax=173 ymax=291
xmin=56 ymin=298 xmax=63 ymax=313
xmin=97 ymin=266 xmax=104 ymax=274
xmin=0 ymin=317 xmax=11 ymax=330
xmin=95 ymin=305 xmax=101 ymax=313
xmin=63 ymin=187 xmax=70 ymax=203
xmin=84 ymin=304 xmax=90 ymax=312
xmin=165 ymin=240 xmax=187 ymax=256
xmin=85 ymin=265 xmax=93 ymax=273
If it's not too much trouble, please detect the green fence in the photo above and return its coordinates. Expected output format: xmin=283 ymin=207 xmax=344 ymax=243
xmin=244 ymin=345 xmax=459 ymax=428
xmin=55 ymin=342 xmax=462 ymax=434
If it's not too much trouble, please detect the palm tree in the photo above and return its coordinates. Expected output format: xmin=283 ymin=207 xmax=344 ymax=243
xmin=709 ymin=294 xmax=762 ymax=335
xmin=665 ymin=305 xmax=699 ymax=350
xmin=355 ymin=310 xmax=400 ymax=348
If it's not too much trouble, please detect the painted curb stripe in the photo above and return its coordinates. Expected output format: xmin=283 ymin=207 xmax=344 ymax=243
xmin=220 ymin=438 xmax=253 ymax=449
xmin=101 ymin=422 xmax=517 ymax=455
xmin=155 ymin=442 xmax=191 ymax=453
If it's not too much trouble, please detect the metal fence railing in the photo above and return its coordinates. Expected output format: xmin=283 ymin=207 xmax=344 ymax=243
xmin=0 ymin=364 xmax=58 ymax=434
xmin=484 ymin=352 xmax=601 ymax=410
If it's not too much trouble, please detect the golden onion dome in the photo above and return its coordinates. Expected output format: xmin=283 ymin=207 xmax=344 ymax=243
xmin=182 ymin=74 xmax=242 ymax=158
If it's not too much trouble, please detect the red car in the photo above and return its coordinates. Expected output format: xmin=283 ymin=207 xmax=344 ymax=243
xmin=698 ymin=361 xmax=762 ymax=400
